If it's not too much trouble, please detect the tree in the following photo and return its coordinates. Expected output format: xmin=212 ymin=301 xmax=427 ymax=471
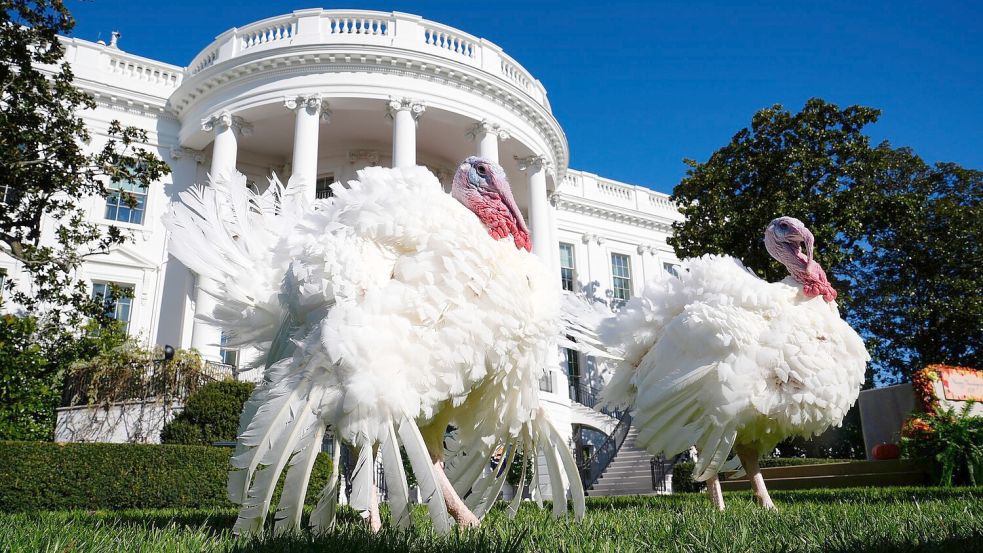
xmin=846 ymin=156 xmax=982 ymax=381
xmin=0 ymin=0 xmax=169 ymax=440
xmin=669 ymin=98 xmax=882 ymax=296
xmin=669 ymin=98 xmax=982 ymax=384
xmin=0 ymin=0 xmax=169 ymax=322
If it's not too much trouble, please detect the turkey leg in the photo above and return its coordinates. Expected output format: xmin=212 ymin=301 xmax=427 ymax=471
xmin=706 ymin=474 xmax=725 ymax=511
xmin=736 ymin=447 xmax=775 ymax=509
xmin=431 ymin=452 xmax=480 ymax=528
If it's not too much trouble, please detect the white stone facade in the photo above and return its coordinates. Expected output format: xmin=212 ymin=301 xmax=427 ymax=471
xmin=3 ymin=10 xmax=683 ymax=456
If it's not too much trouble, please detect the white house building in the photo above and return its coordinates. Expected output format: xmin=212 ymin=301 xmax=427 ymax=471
xmin=2 ymin=9 xmax=684 ymax=495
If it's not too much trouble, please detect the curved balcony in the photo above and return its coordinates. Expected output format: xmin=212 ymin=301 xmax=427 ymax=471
xmin=186 ymin=9 xmax=549 ymax=109
xmin=171 ymin=9 xmax=566 ymax=173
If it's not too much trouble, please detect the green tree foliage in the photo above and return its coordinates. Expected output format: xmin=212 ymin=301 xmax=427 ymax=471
xmin=846 ymin=156 xmax=982 ymax=379
xmin=0 ymin=314 xmax=128 ymax=440
xmin=0 ymin=1 xmax=170 ymax=440
xmin=160 ymin=381 xmax=256 ymax=445
xmin=669 ymin=98 xmax=981 ymax=384
xmin=0 ymin=0 xmax=169 ymax=321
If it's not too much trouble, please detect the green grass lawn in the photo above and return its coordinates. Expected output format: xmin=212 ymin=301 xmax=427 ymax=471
xmin=2 ymin=487 xmax=981 ymax=553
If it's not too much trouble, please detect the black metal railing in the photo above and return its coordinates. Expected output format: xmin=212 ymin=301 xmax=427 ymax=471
xmin=650 ymin=454 xmax=669 ymax=493
xmin=61 ymin=359 xmax=235 ymax=407
xmin=578 ymin=409 xmax=632 ymax=490
xmin=651 ymin=453 xmax=684 ymax=493
xmin=203 ymin=360 xmax=237 ymax=381
xmin=568 ymin=379 xmax=625 ymax=418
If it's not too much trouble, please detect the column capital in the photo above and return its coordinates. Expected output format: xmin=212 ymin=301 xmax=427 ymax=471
xmin=466 ymin=119 xmax=510 ymax=141
xmin=201 ymin=111 xmax=253 ymax=137
xmin=386 ymin=97 xmax=426 ymax=121
xmin=582 ymin=233 xmax=605 ymax=245
xmin=284 ymin=93 xmax=332 ymax=122
xmin=515 ymin=154 xmax=553 ymax=174
xmin=169 ymin=146 xmax=205 ymax=163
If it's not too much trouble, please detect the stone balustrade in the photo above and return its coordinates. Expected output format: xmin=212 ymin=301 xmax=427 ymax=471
xmin=558 ymin=170 xmax=683 ymax=220
xmin=184 ymin=9 xmax=549 ymax=107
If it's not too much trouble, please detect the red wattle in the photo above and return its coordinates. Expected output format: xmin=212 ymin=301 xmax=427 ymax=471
xmin=470 ymin=196 xmax=532 ymax=251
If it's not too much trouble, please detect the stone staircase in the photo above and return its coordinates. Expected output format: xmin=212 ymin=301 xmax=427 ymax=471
xmin=587 ymin=426 xmax=671 ymax=496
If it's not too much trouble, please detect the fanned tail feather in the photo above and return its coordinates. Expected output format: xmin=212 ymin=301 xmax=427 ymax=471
xmin=380 ymin=422 xmax=412 ymax=529
xmin=309 ymin=435 xmax=342 ymax=533
xmin=273 ymin=423 xmax=326 ymax=535
xmin=397 ymin=416 xmax=452 ymax=533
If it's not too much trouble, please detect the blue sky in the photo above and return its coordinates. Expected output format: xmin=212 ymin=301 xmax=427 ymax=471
xmin=65 ymin=1 xmax=981 ymax=193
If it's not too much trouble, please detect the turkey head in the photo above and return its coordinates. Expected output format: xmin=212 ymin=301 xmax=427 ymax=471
xmin=764 ymin=216 xmax=837 ymax=301
xmin=451 ymin=157 xmax=532 ymax=251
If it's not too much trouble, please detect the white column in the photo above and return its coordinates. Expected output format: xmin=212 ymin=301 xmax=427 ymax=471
xmin=387 ymin=97 xmax=425 ymax=168
xmin=193 ymin=111 xmax=251 ymax=361
xmin=516 ymin=155 xmax=553 ymax=261
xmin=467 ymin=119 xmax=509 ymax=163
xmin=285 ymin=94 xmax=331 ymax=202
xmin=202 ymin=111 xmax=251 ymax=181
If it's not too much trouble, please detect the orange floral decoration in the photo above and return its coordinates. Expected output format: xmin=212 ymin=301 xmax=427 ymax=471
xmin=905 ymin=364 xmax=980 ymax=435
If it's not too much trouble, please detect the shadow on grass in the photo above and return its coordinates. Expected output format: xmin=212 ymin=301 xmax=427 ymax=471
xmin=228 ymin=527 xmax=529 ymax=553
xmin=823 ymin=536 xmax=981 ymax=553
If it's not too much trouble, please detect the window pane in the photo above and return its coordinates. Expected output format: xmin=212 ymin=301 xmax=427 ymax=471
xmin=611 ymin=253 xmax=632 ymax=306
xmin=92 ymin=282 xmax=133 ymax=333
xmin=559 ymin=243 xmax=576 ymax=292
xmin=104 ymin=182 xmax=147 ymax=225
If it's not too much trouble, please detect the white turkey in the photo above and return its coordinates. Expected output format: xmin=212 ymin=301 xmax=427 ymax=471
xmin=163 ymin=157 xmax=598 ymax=535
xmin=599 ymin=217 xmax=868 ymax=510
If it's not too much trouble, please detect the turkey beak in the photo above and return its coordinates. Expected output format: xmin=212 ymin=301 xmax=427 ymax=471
xmin=801 ymin=227 xmax=815 ymax=264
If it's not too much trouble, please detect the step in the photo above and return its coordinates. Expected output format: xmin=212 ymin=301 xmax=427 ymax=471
xmin=595 ymin=473 xmax=653 ymax=484
xmin=719 ymin=471 xmax=928 ymax=491
xmin=738 ymin=459 xmax=927 ymax=479
xmin=601 ymin=465 xmax=660 ymax=476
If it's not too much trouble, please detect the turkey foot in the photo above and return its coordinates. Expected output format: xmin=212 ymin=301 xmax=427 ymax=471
xmin=736 ymin=447 xmax=775 ymax=510
xmin=431 ymin=454 xmax=480 ymax=528
xmin=706 ymin=474 xmax=725 ymax=511
xmin=368 ymin=482 xmax=383 ymax=532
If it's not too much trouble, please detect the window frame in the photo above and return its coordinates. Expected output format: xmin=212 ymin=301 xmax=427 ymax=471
xmin=103 ymin=180 xmax=148 ymax=226
xmin=91 ymin=281 xmax=135 ymax=333
xmin=558 ymin=242 xmax=577 ymax=292
xmin=610 ymin=252 xmax=632 ymax=307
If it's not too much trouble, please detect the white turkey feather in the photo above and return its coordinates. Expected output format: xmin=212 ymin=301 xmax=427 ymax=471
xmin=166 ymin=165 xmax=595 ymax=533
xmin=308 ymin=435 xmax=341 ymax=533
xmin=601 ymin=255 xmax=869 ymax=481
xmin=379 ymin=421 xmax=412 ymax=529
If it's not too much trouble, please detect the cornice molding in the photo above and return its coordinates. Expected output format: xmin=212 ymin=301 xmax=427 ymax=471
xmin=553 ymin=193 xmax=677 ymax=233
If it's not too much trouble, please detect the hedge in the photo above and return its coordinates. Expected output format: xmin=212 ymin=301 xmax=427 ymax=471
xmin=0 ymin=441 xmax=333 ymax=512
xmin=672 ymin=457 xmax=854 ymax=492
xmin=161 ymin=380 xmax=256 ymax=445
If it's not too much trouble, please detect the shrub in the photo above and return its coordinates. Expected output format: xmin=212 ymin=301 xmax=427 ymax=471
xmin=672 ymin=457 xmax=854 ymax=492
xmin=0 ymin=441 xmax=333 ymax=512
xmin=160 ymin=380 xmax=255 ymax=445
xmin=0 ymin=315 xmax=129 ymax=441
xmin=901 ymin=401 xmax=983 ymax=486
